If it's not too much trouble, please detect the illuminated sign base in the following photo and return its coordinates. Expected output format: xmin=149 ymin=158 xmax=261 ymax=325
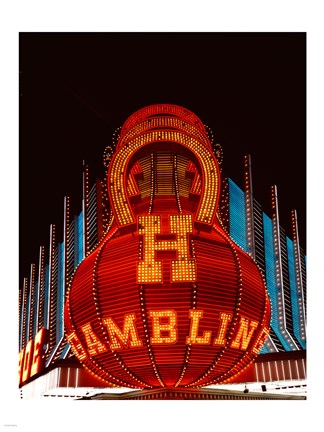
xmin=19 ymin=351 xmax=306 ymax=400
xmin=81 ymin=387 xmax=305 ymax=400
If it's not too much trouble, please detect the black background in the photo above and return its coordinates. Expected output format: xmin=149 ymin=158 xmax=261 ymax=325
xmin=19 ymin=33 xmax=306 ymax=287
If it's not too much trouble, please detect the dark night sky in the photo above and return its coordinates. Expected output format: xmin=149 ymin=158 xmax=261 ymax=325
xmin=19 ymin=33 xmax=306 ymax=286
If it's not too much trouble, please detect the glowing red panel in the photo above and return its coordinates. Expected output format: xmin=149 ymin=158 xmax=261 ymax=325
xmin=64 ymin=104 xmax=270 ymax=389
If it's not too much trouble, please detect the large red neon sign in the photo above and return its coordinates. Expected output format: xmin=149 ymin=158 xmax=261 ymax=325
xmin=64 ymin=104 xmax=270 ymax=389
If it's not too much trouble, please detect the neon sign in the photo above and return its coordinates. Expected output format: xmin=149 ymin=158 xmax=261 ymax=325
xmin=18 ymin=327 xmax=49 ymax=385
xmin=64 ymin=104 xmax=271 ymax=389
xmin=66 ymin=308 xmax=269 ymax=355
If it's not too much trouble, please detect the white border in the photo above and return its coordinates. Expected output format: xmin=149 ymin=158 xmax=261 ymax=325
xmin=1 ymin=1 xmax=322 ymax=431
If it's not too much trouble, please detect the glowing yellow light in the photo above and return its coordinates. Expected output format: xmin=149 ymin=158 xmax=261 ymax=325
xmin=137 ymin=214 xmax=196 ymax=283
xmin=22 ymin=339 xmax=34 ymax=383
xmin=18 ymin=348 xmax=25 ymax=384
xmin=251 ymin=327 xmax=270 ymax=354
xmin=109 ymin=130 xmax=218 ymax=229
xmin=186 ymin=309 xmax=212 ymax=346
xmin=213 ymin=312 xmax=232 ymax=346
xmin=149 ymin=310 xmax=177 ymax=344
xmin=66 ymin=331 xmax=88 ymax=361
xmin=103 ymin=313 xmax=143 ymax=351
xmin=30 ymin=327 xmax=47 ymax=377
xmin=81 ymin=323 xmax=108 ymax=356
xmin=230 ymin=317 xmax=259 ymax=351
